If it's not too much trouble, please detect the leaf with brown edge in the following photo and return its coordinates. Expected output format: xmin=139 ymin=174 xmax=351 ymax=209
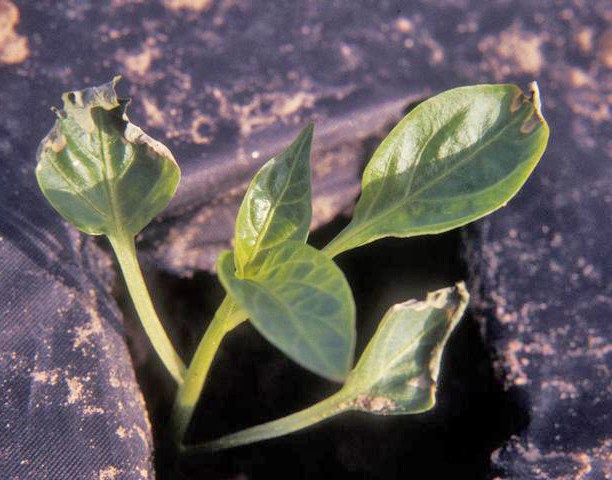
xmin=340 ymin=282 xmax=469 ymax=414
xmin=324 ymin=83 xmax=549 ymax=257
xmin=36 ymin=76 xmax=180 ymax=238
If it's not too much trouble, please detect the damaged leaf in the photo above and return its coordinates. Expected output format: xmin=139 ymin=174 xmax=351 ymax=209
xmin=35 ymin=77 xmax=185 ymax=384
xmin=198 ymin=283 xmax=468 ymax=451
xmin=35 ymin=76 xmax=180 ymax=237
xmin=324 ymin=83 xmax=549 ymax=257
xmin=217 ymin=242 xmax=356 ymax=382
xmin=341 ymin=282 xmax=469 ymax=414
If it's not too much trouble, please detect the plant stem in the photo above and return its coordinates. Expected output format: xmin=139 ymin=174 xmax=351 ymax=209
xmin=109 ymin=233 xmax=186 ymax=385
xmin=321 ymin=228 xmax=355 ymax=259
xmin=171 ymin=295 xmax=248 ymax=445
xmin=184 ymin=387 xmax=353 ymax=454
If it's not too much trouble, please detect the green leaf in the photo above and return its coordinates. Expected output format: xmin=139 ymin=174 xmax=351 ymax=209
xmin=35 ymin=78 xmax=184 ymax=383
xmin=324 ymin=83 xmax=549 ymax=257
xmin=195 ymin=283 xmax=468 ymax=451
xmin=217 ymin=242 xmax=356 ymax=382
xmin=340 ymin=282 xmax=468 ymax=414
xmin=35 ymin=76 xmax=180 ymax=237
xmin=234 ymin=124 xmax=313 ymax=276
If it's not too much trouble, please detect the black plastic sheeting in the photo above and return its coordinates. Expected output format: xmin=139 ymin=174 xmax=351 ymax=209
xmin=1 ymin=0 xmax=612 ymax=478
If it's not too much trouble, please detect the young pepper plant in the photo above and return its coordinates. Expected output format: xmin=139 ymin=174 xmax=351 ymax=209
xmin=36 ymin=78 xmax=549 ymax=453
xmin=187 ymin=82 xmax=549 ymax=450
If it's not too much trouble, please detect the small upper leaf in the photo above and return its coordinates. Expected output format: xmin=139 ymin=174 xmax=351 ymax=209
xmin=234 ymin=124 xmax=313 ymax=277
xmin=340 ymin=282 xmax=468 ymax=414
xmin=36 ymin=76 xmax=180 ymax=238
xmin=217 ymin=242 xmax=356 ymax=382
xmin=324 ymin=83 xmax=549 ymax=256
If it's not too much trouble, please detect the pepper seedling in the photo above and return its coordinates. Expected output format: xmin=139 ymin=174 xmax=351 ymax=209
xmin=35 ymin=78 xmax=549 ymax=454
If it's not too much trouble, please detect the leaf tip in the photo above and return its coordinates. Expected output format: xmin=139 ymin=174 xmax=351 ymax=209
xmin=519 ymin=81 xmax=548 ymax=134
xmin=528 ymin=81 xmax=542 ymax=115
xmin=54 ymin=77 xmax=125 ymax=134
xmin=454 ymin=281 xmax=470 ymax=307
xmin=299 ymin=122 xmax=314 ymax=143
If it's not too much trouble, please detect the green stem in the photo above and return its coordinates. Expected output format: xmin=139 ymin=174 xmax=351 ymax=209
xmin=109 ymin=233 xmax=186 ymax=385
xmin=184 ymin=387 xmax=353 ymax=454
xmin=171 ymin=295 xmax=248 ymax=444
xmin=321 ymin=226 xmax=357 ymax=259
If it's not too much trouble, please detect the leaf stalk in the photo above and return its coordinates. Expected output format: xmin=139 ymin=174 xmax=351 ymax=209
xmin=109 ymin=233 xmax=186 ymax=384
xmin=184 ymin=387 xmax=353 ymax=454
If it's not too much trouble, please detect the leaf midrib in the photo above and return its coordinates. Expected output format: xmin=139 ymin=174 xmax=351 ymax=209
xmin=360 ymin=122 xmax=438 ymax=222
xmin=357 ymin=311 xmax=449 ymax=391
xmin=243 ymin=133 xmax=308 ymax=269
xmin=248 ymin=277 xmax=342 ymax=377
xmin=278 ymin=281 xmax=350 ymax=338
xmin=256 ymin=251 xmax=353 ymax=339
xmin=95 ymin=110 xmax=124 ymax=237
xmin=348 ymin=107 xmax=531 ymax=240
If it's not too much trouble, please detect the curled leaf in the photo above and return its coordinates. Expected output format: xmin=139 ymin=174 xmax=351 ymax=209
xmin=36 ymin=76 xmax=180 ymax=237
xmin=341 ymin=282 xmax=469 ymax=414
